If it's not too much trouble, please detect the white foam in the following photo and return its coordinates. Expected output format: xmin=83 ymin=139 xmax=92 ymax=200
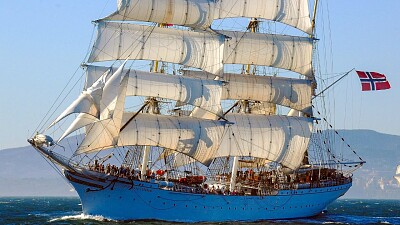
xmin=322 ymin=222 xmax=346 ymax=224
xmin=49 ymin=213 xmax=116 ymax=222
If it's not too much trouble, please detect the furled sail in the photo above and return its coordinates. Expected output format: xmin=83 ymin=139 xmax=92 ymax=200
xmin=216 ymin=114 xmax=313 ymax=170
xmin=184 ymin=71 xmax=312 ymax=114
xmin=77 ymin=113 xmax=226 ymax=166
xmin=238 ymin=158 xmax=270 ymax=168
xmin=103 ymin=0 xmax=214 ymax=30
xmin=85 ymin=65 xmax=223 ymax=117
xmin=105 ymin=0 xmax=312 ymax=34
xmin=215 ymin=0 xmax=313 ymax=35
xmin=88 ymin=22 xmax=224 ymax=75
xmin=219 ymin=30 xmax=313 ymax=77
xmin=249 ymin=102 xmax=277 ymax=115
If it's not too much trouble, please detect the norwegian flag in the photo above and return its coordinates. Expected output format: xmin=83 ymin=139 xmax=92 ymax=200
xmin=356 ymin=71 xmax=391 ymax=91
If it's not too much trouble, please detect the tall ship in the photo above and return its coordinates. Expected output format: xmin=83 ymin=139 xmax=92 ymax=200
xmin=394 ymin=165 xmax=400 ymax=186
xmin=28 ymin=0 xmax=365 ymax=222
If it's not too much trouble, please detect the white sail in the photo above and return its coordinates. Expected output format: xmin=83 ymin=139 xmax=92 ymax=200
xmin=49 ymin=66 xmax=111 ymax=128
xmin=104 ymin=72 xmax=130 ymax=140
xmin=395 ymin=165 xmax=400 ymax=185
xmin=88 ymin=22 xmax=312 ymax=77
xmin=58 ymin=113 xmax=99 ymax=142
xmin=215 ymin=0 xmax=313 ymax=34
xmin=395 ymin=175 xmax=400 ymax=186
xmin=49 ymin=92 xmax=99 ymax=129
xmin=85 ymin=65 xmax=223 ymax=117
xmin=63 ymin=63 xmax=130 ymax=146
xmin=100 ymin=60 xmax=128 ymax=120
xmin=184 ymin=71 xmax=312 ymax=114
xmin=158 ymin=150 xmax=197 ymax=168
xmin=216 ymin=114 xmax=313 ymax=170
xmin=88 ymin=22 xmax=224 ymax=75
xmin=125 ymin=70 xmax=223 ymax=117
xmin=105 ymin=0 xmax=312 ymax=34
xmin=104 ymin=0 xmax=214 ymax=30
xmin=77 ymin=118 xmax=118 ymax=152
xmin=220 ymin=30 xmax=313 ymax=77
xmin=173 ymin=153 xmax=197 ymax=168
xmin=77 ymin=113 xmax=226 ymax=166
xmin=84 ymin=66 xmax=111 ymax=90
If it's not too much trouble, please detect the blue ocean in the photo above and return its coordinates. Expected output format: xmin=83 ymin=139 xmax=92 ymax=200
xmin=0 ymin=197 xmax=399 ymax=224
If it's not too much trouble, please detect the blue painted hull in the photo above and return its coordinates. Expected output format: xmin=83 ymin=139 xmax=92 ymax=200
xmin=65 ymin=171 xmax=351 ymax=222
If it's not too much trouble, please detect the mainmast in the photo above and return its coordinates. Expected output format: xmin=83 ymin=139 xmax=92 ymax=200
xmin=230 ymin=17 xmax=262 ymax=193
xmin=140 ymin=23 xmax=167 ymax=179
xmin=245 ymin=18 xmax=259 ymax=75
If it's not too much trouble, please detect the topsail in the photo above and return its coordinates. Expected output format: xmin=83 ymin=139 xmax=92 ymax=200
xmin=88 ymin=22 xmax=224 ymax=75
xmin=105 ymin=0 xmax=312 ymax=34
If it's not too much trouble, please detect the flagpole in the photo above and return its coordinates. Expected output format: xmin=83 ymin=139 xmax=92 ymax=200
xmin=312 ymin=68 xmax=355 ymax=99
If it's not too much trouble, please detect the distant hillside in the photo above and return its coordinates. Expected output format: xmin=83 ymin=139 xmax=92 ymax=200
xmin=0 ymin=144 xmax=76 ymax=196
xmin=333 ymin=130 xmax=400 ymax=199
xmin=1 ymin=130 xmax=400 ymax=198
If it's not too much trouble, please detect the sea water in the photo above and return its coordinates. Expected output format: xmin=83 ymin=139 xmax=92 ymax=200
xmin=0 ymin=197 xmax=399 ymax=224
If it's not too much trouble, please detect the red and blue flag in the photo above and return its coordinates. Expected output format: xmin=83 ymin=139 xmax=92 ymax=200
xmin=356 ymin=71 xmax=391 ymax=91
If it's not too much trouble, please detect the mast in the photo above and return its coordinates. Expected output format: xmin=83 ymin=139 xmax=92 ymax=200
xmin=141 ymin=27 xmax=166 ymax=179
xmin=141 ymin=146 xmax=151 ymax=180
xmin=302 ymin=0 xmax=319 ymax=165
xmin=230 ymin=17 xmax=260 ymax=192
xmin=311 ymin=0 xmax=319 ymax=35
xmin=229 ymin=156 xmax=239 ymax=192
xmin=245 ymin=18 xmax=259 ymax=75
xmin=310 ymin=0 xmax=319 ymax=94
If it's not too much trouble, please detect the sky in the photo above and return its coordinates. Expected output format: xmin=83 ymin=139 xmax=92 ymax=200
xmin=0 ymin=0 xmax=399 ymax=150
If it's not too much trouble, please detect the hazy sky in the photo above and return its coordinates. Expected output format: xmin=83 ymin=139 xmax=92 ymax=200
xmin=0 ymin=0 xmax=399 ymax=150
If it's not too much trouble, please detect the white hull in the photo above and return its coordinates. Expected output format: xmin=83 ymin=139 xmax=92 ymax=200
xmin=65 ymin=170 xmax=351 ymax=222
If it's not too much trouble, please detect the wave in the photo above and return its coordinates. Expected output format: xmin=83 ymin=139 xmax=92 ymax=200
xmin=49 ymin=213 xmax=116 ymax=222
xmin=322 ymin=222 xmax=346 ymax=224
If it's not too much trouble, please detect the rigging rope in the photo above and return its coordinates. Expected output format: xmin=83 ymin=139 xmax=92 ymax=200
xmin=35 ymin=23 xmax=98 ymax=135
xmin=312 ymin=105 xmax=365 ymax=167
